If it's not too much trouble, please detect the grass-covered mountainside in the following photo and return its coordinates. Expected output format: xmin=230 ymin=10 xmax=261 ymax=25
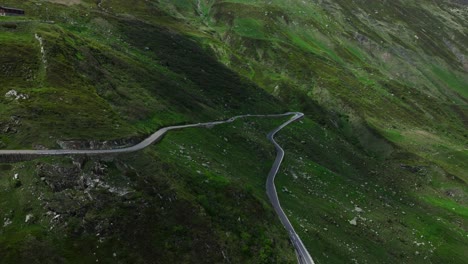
xmin=0 ymin=0 xmax=466 ymax=263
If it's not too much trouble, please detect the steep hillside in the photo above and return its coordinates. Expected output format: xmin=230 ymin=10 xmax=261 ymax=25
xmin=0 ymin=0 xmax=467 ymax=263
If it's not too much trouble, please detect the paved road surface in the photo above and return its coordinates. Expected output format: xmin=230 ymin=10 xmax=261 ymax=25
xmin=0 ymin=112 xmax=314 ymax=263
xmin=0 ymin=113 xmax=291 ymax=156
xmin=266 ymin=112 xmax=315 ymax=264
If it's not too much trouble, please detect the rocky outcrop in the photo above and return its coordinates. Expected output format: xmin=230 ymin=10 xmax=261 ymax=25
xmin=56 ymin=137 xmax=142 ymax=150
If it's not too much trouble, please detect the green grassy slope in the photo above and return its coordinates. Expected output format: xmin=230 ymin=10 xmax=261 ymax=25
xmin=1 ymin=1 xmax=283 ymax=148
xmin=0 ymin=0 xmax=467 ymax=263
xmin=0 ymin=117 xmax=297 ymax=263
xmin=0 ymin=1 xmax=295 ymax=262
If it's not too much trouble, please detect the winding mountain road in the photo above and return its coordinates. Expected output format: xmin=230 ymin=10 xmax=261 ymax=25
xmin=0 ymin=112 xmax=314 ymax=263
xmin=266 ymin=112 xmax=315 ymax=264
